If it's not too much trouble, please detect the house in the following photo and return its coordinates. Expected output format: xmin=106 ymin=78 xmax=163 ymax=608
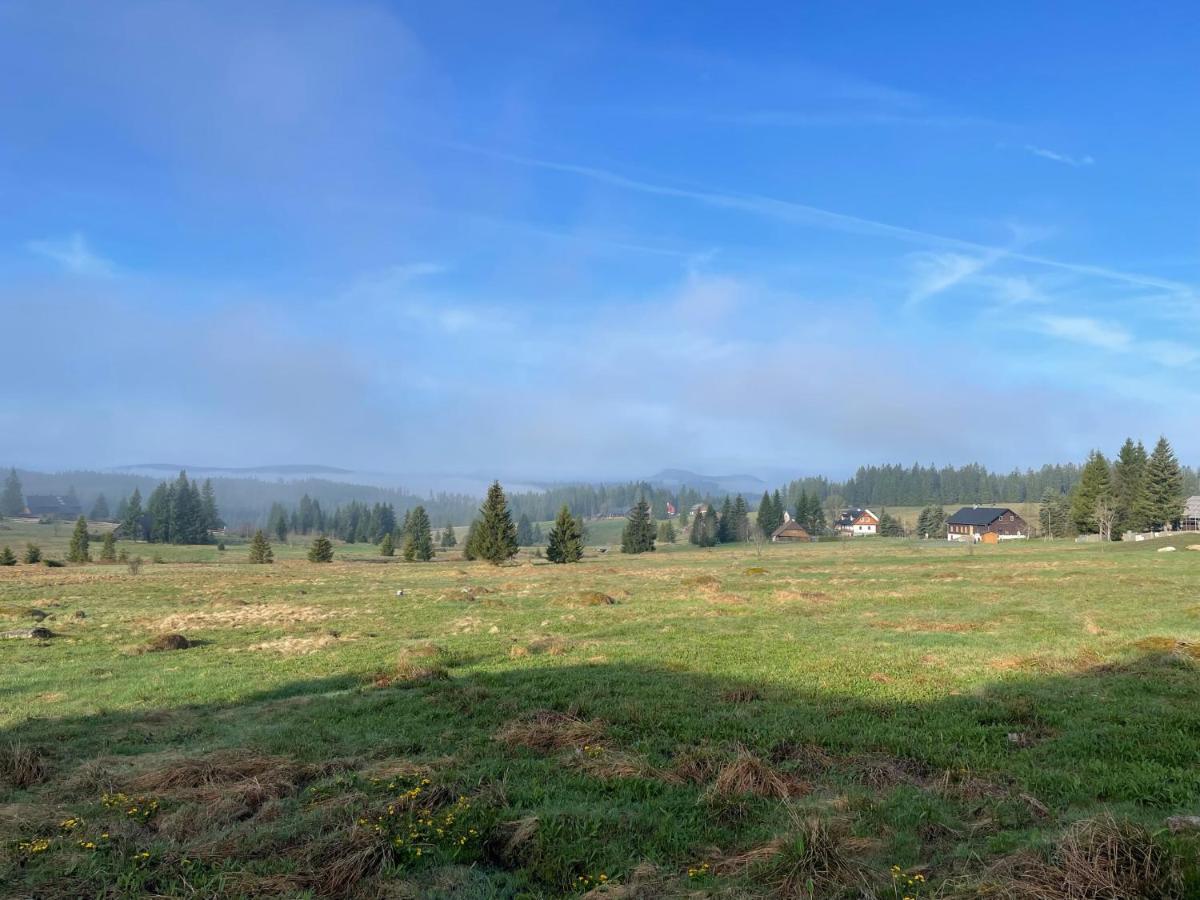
xmin=946 ymin=506 xmax=1028 ymax=542
xmin=1182 ymin=496 xmax=1200 ymax=532
xmin=24 ymin=495 xmax=83 ymax=519
xmin=771 ymin=520 xmax=811 ymax=542
xmin=835 ymin=508 xmax=879 ymax=536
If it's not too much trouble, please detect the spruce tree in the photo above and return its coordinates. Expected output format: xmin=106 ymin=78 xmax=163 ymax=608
xmin=731 ymin=496 xmax=750 ymax=541
xmin=0 ymin=546 xmax=15 ymax=565
xmin=716 ymin=496 xmax=734 ymax=543
xmin=689 ymin=507 xmax=706 ymax=546
xmin=516 ymin=513 xmax=534 ymax=546
xmin=1070 ymin=450 xmax=1112 ymax=534
xmin=23 ymin=543 xmax=41 ymax=564
xmin=146 ymin=483 xmax=173 ymax=543
xmin=89 ymin=493 xmax=110 ymax=521
xmin=122 ymin=488 xmax=145 ymax=540
xmin=200 ymin=479 xmax=223 ymax=532
xmin=99 ymin=531 xmax=117 ymax=562
xmin=248 ymin=530 xmax=274 ymax=564
xmin=915 ymin=504 xmax=946 ymax=539
xmin=267 ymin=503 xmax=289 ymax=543
xmin=1112 ymin=438 xmax=1149 ymax=535
xmin=621 ymin=498 xmax=656 ymax=554
xmin=771 ymin=490 xmax=785 ymax=533
xmin=67 ymin=515 xmax=90 ymax=563
xmin=380 ymin=532 xmax=395 ymax=557
xmin=474 ymin=482 xmax=519 ymax=565
xmin=0 ymin=468 xmax=23 ymax=517
xmin=656 ymin=519 xmax=677 ymax=544
xmin=702 ymin=506 xmax=720 ymax=547
xmin=546 ymin=504 xmax=584 ymax=563
xmin=462 ymin=519 xmax=482 ymax=561
xmin=755 ymin=491 xmax=773 ymax=539
xmin=1145 ymin=436 xmax=1185 ymax=530
xmin=531 ymin=522 xmax=544 ymax=544
xmin=403 ymin=505 xmax=434 ymax=561
xmin=307 ymin=535 xmax=334 ymax=563
xmin=441 ymin=522 xmax=457 ymax=548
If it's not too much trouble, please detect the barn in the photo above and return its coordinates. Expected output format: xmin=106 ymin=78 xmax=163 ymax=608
xmin=771 ymin=520 xmax=811 ymax=542
xmin=23 ymin=495 xmax=83 ymax=519
xmin=946 ymin=506 xmax=1028 ymax=542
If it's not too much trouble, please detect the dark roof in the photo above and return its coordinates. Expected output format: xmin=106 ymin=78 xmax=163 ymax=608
xmin=772 ymin=520 xmax=809 ymax=538
xmin=946 ymin=507 xmax=1015 ymax=526
xmin=836 ymin=508 xmax=866 ymax=526
xmin=24 ymin=495 xmax=83 ymax=517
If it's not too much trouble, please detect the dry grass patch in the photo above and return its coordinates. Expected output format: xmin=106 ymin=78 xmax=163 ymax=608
xmin=712 ymin=816 xmax=862 ymax=896
xmin=1134 ymin=636 xmax=1200 ymax=660
xmin=772 ymin=589 xmax=832 ymax=603
xmin=720 ymin=685 xmax=762 ymax=703
xmin=145 ymin=632 xmax=191 ymax=652
xmin=510 ymin=635 xmax=571 ymax=657
xmin=989 ymin=814 xmax=1186 ymax=899
xmin=681 ymin=574 xmax=720 ymax=589
xmin=158 ymin=603 xmax=336 ymax=631
xmin=496 ymin=710 xmax=605 ymax=754
xmin=708 ymin=747 xmax=809 ymax=800
xmin=559 ymin=590 xmax=618 ymax=606
xmin=239 ymin=634 xmax=345 ymax=655
xmin=0 ymin=741 xmax=48 ymax=788
xmin=569 ymin=747 xmax=661 ymax=782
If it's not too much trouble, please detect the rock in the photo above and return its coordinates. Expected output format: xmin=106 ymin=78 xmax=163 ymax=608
xmin=1187 ymin=545 xmax=1200 ymax=551
xmin=74 ymin=610 xmax=87 ymax=619
xmin=1157 ymin=546 xmax=1177 ymax=553
xmin=1 ymin=626 xmax=54 ymax=640
xmin=395 ymin=589 xmax=406 ymax=597
xmin=1167 ymin=815 xmax=1200 ymax=832
xmin=147 ymin=633 xmax=191 ymax=652
xmin=488 ymin=625 xmax=500 ymax=634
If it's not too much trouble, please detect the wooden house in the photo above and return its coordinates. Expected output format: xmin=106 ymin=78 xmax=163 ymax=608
xmin=23 ymin=494 xmax=83 ymax=519
xmin=835 ymin=508 xmax=879 ymax=536
xmin=946 ymin=506 xmax=1028 ymax=541
xmin=771 ymin=520 xmax=811 ymax=542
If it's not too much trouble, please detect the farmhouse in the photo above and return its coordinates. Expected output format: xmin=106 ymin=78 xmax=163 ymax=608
xmin=771 ymin=519 xmax=811 ymax=542
xmin=1182 ymin=495 xmax=1200 ymax=531
xmin=946 ymin=506 xmax=1028 ymax=542
xmin=835 ymin=508 xmax=879 ymax=536
xmin=23 ymin=494 xmax=83 ymax=519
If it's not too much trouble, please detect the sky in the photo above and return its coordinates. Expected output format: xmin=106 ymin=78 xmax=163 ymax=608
xmin=2 ymin=1 xmax=1198 ymax=482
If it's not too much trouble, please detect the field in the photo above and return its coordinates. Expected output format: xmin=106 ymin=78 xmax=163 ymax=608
xmin=2 ymin=522 xmax=1200 ymax=898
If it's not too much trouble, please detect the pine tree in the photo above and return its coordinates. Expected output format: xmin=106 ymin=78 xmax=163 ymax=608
xmin=731 ymin=496 xmax=750 ymax=541
xmin=546 ymin=504 xmax=584 ymax=563
xmin=462 ymin=519 xmax=482 ymax=561
xmin=755 ymin=491 xmax=773 ymax=540
xmin=200 ymin=479 xmax=223 ymax=532
xmin=771 ymin=490 xmax=785 ymax=532
xmin=23 ymin=543 xmax=41 ymax=564
xmin=0 ymin=546 xmax=15 ymax=566
xmin=99 ymin=531 xmax=117 ymax=562
xmin=67 ymin=515 xmax=90 ymax=563
xmin=656 ymin=519 xmax=677 ymax=544
xmin=621 ymin=498 xmax=656 ymax=554
xmin=146 ymin=483 xmax=173 ymax=544
xmin=248 ymin=530 xmax=274 ymax=564
xmin=380 ymin=532 xmax=395 ymax=557
xmin=1070 ymin=451 xmax=1112 ymax=534
xmin=1145 ymin=436 xmax=1185 ymax=530
xmin=915 ymin=505 xmax=946 ymax=539
xmin=441 ymin=523 xmax=458 ymax=548
xmin=531 ymin=522 xmax=544 ymax=544
xmin=89 ymin=493 xmax=110 ymax=521
xmin=703 ymin=506 xmax=720 ymax=548
xmin=403 ymin=506 xmax=434 ymax=561
xmin=307 ymin=535 xmax=334 ymax=563
xmin=1111 ymin=439 xmax=1149 ymax=535
xmin=122 ymin=488 xmax=145 ymax=541
xmin=0 ymin=468 xmax=23 ymax=517
xmin=716 ymin=496 xmax=734 ymax=543
xmin=169 ymin=471 xmax=206 ymax=544
xmin=267 ymin=503 xmax=289 ymax=543
xmin=516 ymin=513 xmax=534 ymax=546
xmin=689 ymin=507 xmax=706 ymax=546
xmin=878 ymin=509 xmax=905 ymax=537
xmin=474 ymin=482 xmax=518 ymax=565
xmin=804 ymin=494 xmax=826 ymax=535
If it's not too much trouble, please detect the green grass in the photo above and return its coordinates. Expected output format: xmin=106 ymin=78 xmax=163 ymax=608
xmin=2 ymin=524 xmax=1199 ymax=897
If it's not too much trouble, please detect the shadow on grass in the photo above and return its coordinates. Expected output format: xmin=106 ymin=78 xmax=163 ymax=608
xmin=2 ymin=649 xmax=1199 ymax=898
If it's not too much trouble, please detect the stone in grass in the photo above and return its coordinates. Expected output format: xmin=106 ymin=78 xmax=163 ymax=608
xmin=147 ymin=633 xmax=191 ymax=652
xmin=1 ymin=626 xmax=54 ymax=640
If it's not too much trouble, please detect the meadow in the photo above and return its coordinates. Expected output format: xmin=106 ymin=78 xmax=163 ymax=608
xmin=2 ymin=521 xmax=1199 ymax=898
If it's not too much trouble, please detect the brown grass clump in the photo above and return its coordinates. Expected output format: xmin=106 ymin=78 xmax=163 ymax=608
xmin=713 ymin=817 xmax=860 ymax=896
xmin=989 ymin=814 xmax=1185 ymax=899
xmin=682 ymin=574 xmax=720 ymax=588
xmin=391 ymin=648 xmax=450 ymax=684
xmin=708 ymin=748 xmax=807 ymax=800
xmin=496 ymin=710 xmax=605 ymax=753
xmin=669 ymin=745 xmax=723 ymax=784
xmin=575 ymin=590 xmax=618 ymax=606
xmin=570 ymin=748 xmax=660 ymax=782
xmin=147 ymin=633 xmax=191 ymax=651
xmin=0 ymin=742 xmax=48 ymax=788
xmin=581 ymin=862 xmax=669 ymax=898
xmin=488 ymin=815 xmax=539 ymax=868
xmin=1134 ymin=636 xmax=1200 ymax=660
xmin=720 ymin=685 xmax=762 ymax=703
xmin=512 ymin=635 xmax=570 ymax=657
xmin=744 ymin=566 xmax=768 ymax=575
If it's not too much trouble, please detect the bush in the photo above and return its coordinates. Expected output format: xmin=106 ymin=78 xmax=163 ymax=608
xmin=307 ymin=535 xmax=334 ymax=563
xmin=0 ymin=546 xmax=15 ymax=566
xmin=127 ymin=555 xmax=144 ymax=575
xmin=23 ymin=543 xmax=41 ymax=564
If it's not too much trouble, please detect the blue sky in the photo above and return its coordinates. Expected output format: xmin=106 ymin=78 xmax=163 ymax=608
xmin=2 ymin=1 xmax=1197 ymax=480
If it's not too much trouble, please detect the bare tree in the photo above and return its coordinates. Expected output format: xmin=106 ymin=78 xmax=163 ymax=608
xmin=750 ymin=524 xmax=769 ymax=558
xmin=1095 ymin=497 xmax=1117 ymax=543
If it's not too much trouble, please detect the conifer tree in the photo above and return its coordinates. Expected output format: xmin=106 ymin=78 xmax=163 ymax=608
xmin=716 ymin=496 xmax=734 ymax=543
xmin=146 ymin=482 xmax=173 ymax=543
xmin=1112 ymin=438 xmax=1149 ymax=535
xmin=474 ymin=482 xmax=519 ymax=565
xmin=755 ymin=491 xmax=773 ymax=539
xmin=1070 ymin=451 xmax=1112 ymax=534
xmin=90 ymin=493 xmax=110 ymax=521
xmin=771 ymin=490 xmax=785 ymax=533
xmin=68 ymin=515 xmax=90 ymax=563
xmin=702 ymin=505 xmax=720 ymax=547
xmin=546 ymin=504 xmax=585 ymax=563
xmin=804 ymin=493 xmax=826 ymax=535
xmin=621 ymin=498 xmax=656 ymax=554
xmin=403 ymin=505 xmax=434 ymax=561
xmin=200 ymin=479 xmax=223 ymax=532
xmin=248 ymin=530 xmax=274 ymax=564
xmin=689 ymin=507 xmax=706 ymax=545
xmin=307 ymin=535 xmax=334 ymax=563
xmin=1145 ymin=436 xmax=1185 ymax=530
xmin=23 ymin=543 xmax=41 ymax=564
xmin=122 ymin=488 xmax=145 ymax=541
xmin=531 ymin=522 xmax=544 ymax=544
xmin=731 ymin=496 xmax=750 ymax=541
xmin=0 ymin=546 xmax=15 ymax=565
xmin=99 ymin=531 xmax=117 ymax=562
xmin=441 ymin=522 xmax=457 ymax=548
xmin=380 ymin=532 xmax=395 ymax=556
xmin=462 ymin=519 xmax=482 ymax=561
xmin=656 ymin=519 xmax=677 ymax=544
xmin=0 ymin=468 xmax=23 ymax=517
xmin=516 ymin=513 xmax=534 ymax=546
xmin=267 ymin=503 xmax=289 ymax=543
xmin=915 ymin=505 xmax=946 ymax=539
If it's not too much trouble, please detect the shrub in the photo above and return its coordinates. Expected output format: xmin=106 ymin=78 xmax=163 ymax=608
xmin=307 ymin=535 xmax=334 ymax=563
xmin=23 ymin=543 xmax=41 ymax=564
xmin=0 ymin=545 xmax=15 ymax=566
xmin=248 ymin=530 xmax=273 ymax=564
xmin=127 ymin=555 xmax=144 ymax=575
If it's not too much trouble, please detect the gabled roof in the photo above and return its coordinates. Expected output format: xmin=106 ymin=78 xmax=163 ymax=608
xmin=1185 ymin=496 xmax=1200 ymax=518
xmin=771 ymin=520 xmax=810 ymax=538
xmin=836 ymin=508 xmax=878 ymax=526
xmin=946 ymin=506 xmax=1015 ymax=526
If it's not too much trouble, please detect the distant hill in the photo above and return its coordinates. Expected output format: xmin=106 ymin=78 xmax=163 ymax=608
xmin=646 ymin=469 xmax=766 ymax=497
xmin=115 ymin=463 xmax=352 ymax=476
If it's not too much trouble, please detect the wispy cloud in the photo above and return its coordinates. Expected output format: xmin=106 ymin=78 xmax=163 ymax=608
xmin=1035 ymin=315 xmax=1130 ymax=351
xmin=26 ymin=233 xmax=115 ymax=277
xmin=447 ymin=143 xmax=1190 ymax=296
xmin=906 ymin=249 xmax=1007 ymax=306
xmin=1024 ymin=145 xmax=1095 ymax=167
